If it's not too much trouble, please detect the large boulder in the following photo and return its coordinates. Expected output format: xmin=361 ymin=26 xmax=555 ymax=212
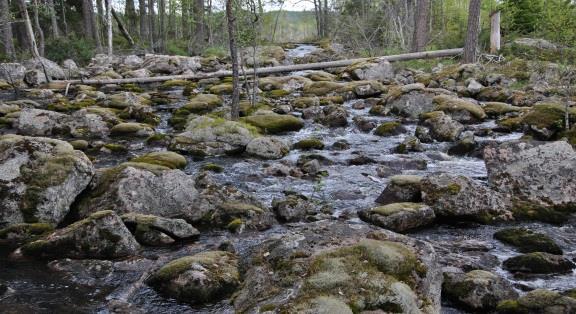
xmin=358 ymin=202 xmax=435 ymax=233
xmin=246 ymin=137 xmax=289 ymax=159
xmin=503 ymin=252 xmax=575 ymax=274
xmin=23 ymin=57 xmax=65 ymax=80
xmin=421 ymin=173 xmax=512 ymax=222
xmin=484 ymin=141 xmax=576 ymax=210
xmin=243 ymin=114 xmax=304 ymax=134
xmin=494 ymin=227 xmax=563 ymax=254
xmin=146 ymin=251 xmax=240 ymax=304
xmin=142 ymin=54 xmax=201 ymax=74
xmin=443 ymin=270 xmax=518 ymax=311
xmin=170 ymin=116 xmax=257 ymax=156
xmin=382 ymin=84 xmax=451 ymax=119
xmin=432 ymin=94 xmax=486 ymax=123
xmin=345 ymin=60 xmax=395 ymax=82
xmin=0 ymin=135 xmax=94 ymax=228
xmin=497 ymin=289 xmax=576 ymax=314
xmin=233 ymin=221 xmax=442 ymax=313
xmin=20 ymin=210 xmax=140 ymax=259
xmin=375 ymin=175 xmax=423 ymax=205
xmin=421 ymin=111 xmax=464 ymax=142
xmin=15 ymin=108 xmax=68 ymax=136
xmin=0 ymin=63 xmax=26 ymax=82
xmin=121 ymin=213 xmax=199 ymax=246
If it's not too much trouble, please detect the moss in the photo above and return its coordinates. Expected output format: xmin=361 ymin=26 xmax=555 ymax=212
xmin=521 ymin=103 xmax=575 ymax=131
xmin=47 ymin=97 xmax=92 ymax=113
xmin=496 ymin=300 xmax=524 ymax=313
xmin=226 ymin=218 xmax=243 ymax=232
xmin=433 ymin=95 xmax=486 ymax=120
xmin=242 ymin=114 xmax=304 ymax=134
xmin=446 ymin=183 xmax=461 ymax=195
xmin=110 ymin=122 xmax=154 ymax=137
xmin=259 ymin=304 xmax=277 ymax=312
xmin=146 ymin=133 xmax=168 ymax=144
xmin=266 ymin=89 xmax=291 ymax=98
xmin=511 ymin=201 xmax=569 ymax=224
xmin=294 ymin=138 xmax=324 ymax=150
xmin=69 ymin=140 xmax=89 ymax=151
xmin=303 ymin=81 xmax=344 ymax=96
xmin=293 ymin=97 xmax=319 ymax=109
xmin=0 ymin=223 xmax=54 ymax=239
xmin=497 ymin=116 xmax=524 ymax=131
xmin=209 ymin=83 xmax=234 ymax=95
xmin=374 ymin=121 xmax=404 ymax=136
xmin=131 ymin=151 xmax=188 ymax=169
xmin=320 ymin=96 xmax=344 ymax=105
xmin=239 ymin=101 xmax=271 ymax=117
xmin=202 ymin=163 xmax=224 ymax=173
xmin=503 ymin=252 xmax=574 ymax=274
xmin=562 ymin=125 xmax=576 ymax=148
xmin=419 ymin=111 xmax=445 ymax=121
xmin=103 ymin=143 xmax=128 ymax=153
xmin=390 ymin=175 xmax=422 ymax=186
xmin=494 ymin=227 xmax=562 ymax=254
xmin=483 ymin=102 xmax=522 ymax=117
xmin=160 ymin=79 xmax=193 ymax=90
xmin=120 ymin=84 xmax=144 ymax=93
xmin=180 ymin=94 xmax=222 ymax=114
xmin=371 ymin=202 xmax=425 ymax=216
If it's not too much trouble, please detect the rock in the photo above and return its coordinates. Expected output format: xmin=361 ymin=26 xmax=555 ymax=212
xmin=383 ymin=85 xmax=446 ymax=119
xmin=494 ymin=228 xmax=563 ymax=255
xmin=415 ymin=125 xmax=433 ymax=143
xmin=110 ymin=122 xmax=155 ymax=137
xmin=146 ymin=251 xmax=240 ymax=304
xmin=513 ymin=37 xmax=558 ymax=50
xmin=23 ymin=57 xmax=65 ymax=79
xmin=21 ymin=211 xmax=140 ymax=259
xmin=497 ymin=289 xmax=576 ymax=314
xmin=233 ymin=221 xmax=442 ymax=313
xmin=443 ymin=270 xmax=518 ymax=311
xmin=294 ymin=296 xmax=353 ymax=314
xmin=319 ymin=105 xmax=348 ymax=127
xmin=177 ymin=94 xmax=222 ymax=115
xmin=0 ymin=135 xmax=94 ymax=229
xmin=243 ymin=114 xmax=304 ymax=134
xmin=15 ymin=108 xmax=68 ymax=136
xmin=272 ymin=194 xmax=323 ymax=222
xmin=123 ymin=68 xmax=151 ymax=78
xmin=246 ymin=137 xmax=289 ymax=159
xmin=484 ymin=141 xmax=576 ymax=210
xmin=170 ymin=116 xmax=257 ymax=156
xmin=433 ymin=94 xmax=486 ymax=123
xmin=0 ymin=63 xmax=26 ymax=82
xmin=142 ymin=54 xmax=201 ymax=74
xmin=75 ymin=163 xmax=199 ymax=219
xmin=503 ymin=252 xmax=575 ymax=274
xmin=421 ymin=173 xmax=512 ymax=223
xmin=374 ymin=121 xmax=406 ymax=136
xmin=294 ymin=138 xmax=324 ymax=150
xmin=376 ymin=175 xmax=423 ymax=205
xmin=422 ymin=111 xmax=464 ymax=142
xmin=346 ymin=60 xmax=395 ymax=82
xmin=301 ymin=159 xmax=321 ymax=175
xmin=476 ymin=86 xmax=511 ymax=102
xmin=359 ymin=202 xmax=435 ymax=233
xmin=0 ymin=223 xmax=54 ymax=248
xmin=466 ymin=79 xmax=484 ymax=95
xmin=482 ymin=102 xmax=522 ymax=118
xmin=520 ymin=103 xmax=574 ymax=140
xmin=242 ymin=45 xmax=285 ymax=67
xmin=353 ymin=116 xmax=376 ymax=132
xmin=396 ymin=136 xmax=424 ymax=153
xmin=331 ymin=139 xmax=350 ymax=150
xmin=24 ymin=69 xmax=47 ymax=86
xmin=448 ymin=132 xmax=476 ymax=156
xmin=121 ymin=213 xmax=199 ymax=245
xmin=130 ymin=151 xmax=188 ymax=169
xmin=122 ymin=55 xmax=144 ymax=69
xmin=106 ymin=92 xmax=151 ymax=109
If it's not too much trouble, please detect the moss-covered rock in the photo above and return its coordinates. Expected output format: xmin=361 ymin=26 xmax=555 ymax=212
xmin=106 ymin=92 xmax=151 ymax=109
xmin=521 ymin=103 xmax=576 ymax=139
xmin=159 ymin=79 xmax=193 ymax=90
xmin=110 ymin=122 xmax=155 ymax=137
xmin=294 ymin=138 xmax=325 ymax=150
xmin=179 ymin=94 xmax=222 ymax=116
xmin=497 ymin=289 xmax=576 ymax=314
xmin=0 ymin=223 xmax=54 ymax=248
xmin=209 ymin=83 xmax=234 ymax=95
xmin=433 ymin=94 xmax=486 ymax=123
xmin=202 ymin=163 xmax=224 ymax=173
xmin=293 ymin=97 xmax=320 ymax=109
xmin=494 ymin=227 xmax=562 ymax=254
xmin=482 ymin=102 xmax=523 ymax=118
xmin=147 ymin=251 xmax=240 ymax=304
xmin=374 ymin=121 xmax=406 ymax=136
xmin=131 ymin=151 xmax=188 ymax=169
xmin=242 ymin=114 xmax=304 ymax=134
xmin=503 ymin=252 xmax=575 ymax=274
xmin=303 ymin=81 xmax=344 ymax=96
xmin=246 ymin=137 xmax=289 ymax=159
xmin=359 ymin=202 xmax=435 ymax=233
xmin=21 ymin=210 xmax=140 ymax=259
xmin=102 ymin=143 xmax=128 ymax=154
xmin=121 ymin=213 xmax=199 ymax=245
xmin=376 ymin=175 xmax=423 ymax=205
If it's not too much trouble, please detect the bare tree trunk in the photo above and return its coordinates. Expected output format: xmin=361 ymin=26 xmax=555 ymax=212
xmin=105 ymin=0 xmax=113 ymax=55
xmin=226 ymin=0 xmax=240 ymax=120
xmin=46 ymin=0 xmax=60 ymax=38
xmin=463 ymin=0 xmax=482 ymax=63
xmin=313 ymin=0 xmax=321 ymax=38
xmin=181 ymin=0 xmax=189 ymax=39
xmin=411 ymin=0 xmax=430 ymax=52
xmin=92 ymin=0 xmax=103 ymax=51
xmin=159 ymin=0 xmax=166 ymax=52
xmin=126 ymin=0 xmax=137 ymax=34
xmin=139 ymin=0 xmax=148 ymax=40
xmin=17 ymin=0 xmax=41 ymax=58
xmin=60 ymin=0 xmax=68 ymax=35
xmin=82 ymin=0 xmax=94 ymax=42
xmin=322 ymin=0 xmax=329 ymax=37
xmin=272 ymin=1 xmax=284 ymax=42
xmin=32 ymin=0 xmax=45 ymax=56
xmin=191 ymin=0 xmax=205 ymax=55
xmin=490 ymin=10 xmax=501 ymax=54
xmin=148 ymin=0 xmax=156 ymax=50
xmin=112 ymin=8 xmax=135 ymax=46
xmin=0 ymin=0 xmax=16 ymax=60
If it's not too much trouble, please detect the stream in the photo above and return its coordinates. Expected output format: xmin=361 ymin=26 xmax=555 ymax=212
xmin=0 ymin=44 xmax=575 ymax=313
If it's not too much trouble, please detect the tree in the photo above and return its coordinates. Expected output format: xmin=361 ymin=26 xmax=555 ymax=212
xmin=46 ymin=0 xmax=60 ymax=38
xmin=105 ymin=0 xmax=112 ymax=55
xmin=463 ymin=0 xmax=482 ymax=63
xmin=159 ymin=0 xmax=166 ymax=52
xmin=125 ymin=0 xmax=137 ymax=34
xmin=412 ymin=0 xmax=430 ymax=52
xmin=32 ymin=0 xmax=45 ymax=56
xmin=139 ymin=0 xmax=148 ymax=40
xmin=191 ymin=0 xmax=206 ymax=55
xmin=226 ymin=0 xmax=240 ymax=120
xmin=0 ymin=0 xmax=16 ymax=60
xmin=148 ymin=0 xmax=156 ymax=50
xmin=16 ymin=0 xmax=41 ymax=58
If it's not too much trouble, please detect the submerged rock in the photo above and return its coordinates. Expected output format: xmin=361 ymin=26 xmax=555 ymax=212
xmin=146 ymin=251 xmax=240 ymax=304
xmin=0 ymin=135 xmax=94 ymax=229
xmin=272 ymin=194 xmax=328 ymax=222
xmin=359 ymin=202 xmax=435 ymax=233
xmin=21 ymin=210 xmax=140 ymax=259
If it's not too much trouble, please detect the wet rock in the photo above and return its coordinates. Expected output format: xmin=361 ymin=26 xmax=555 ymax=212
xmin=374 ymin=121 xmax=406 ymax=136
xmin=263 ymin=163 xmax=302 ymax=177
xmin=497 ymin=289 xmax=576 ymax=314
xmin=272 ymin=194 xmax=327 ymax=222
xmin=443 ymin=270 xmax=518 ymax=311
xmin=433 ymin=94 xmax=486 ymax=123
xmin=121 ymin=213 xmax=199 ymax=245
xmin=353 ymin=116 xmax=377 ymax=132
xmin=331 ymin=139 xmax=350 ymax=150
xmin=130 ymin=151 xmax=188 ymax=169
xmin=422 ymin=111 xmax=464 ymax=142
xmin=206 ymin=201 xmax=275 ymax=232
xmin=421 ymin=173 xmax=512 ymax=223
xmin=494 ymin=228 xmax=563 ymax=255
xmin=396 ymin=136 xmax=424 ymax=153
xmin=294 ymin=138 xmax=324 ymax=150
xmin=520 ymin=103 xmax=574 ymax=140
xmin=415 ymin=125 xmax=433 ymax=143
xmin=430 ymin=241 xmax=500 ymax=272
xmin=359 ymin=202 xmax=435 ymax=233
xmin=147 ymin=251 xmax=240 ymax=304
xmin=0 ymin=135 xmax=94 ymax=229
xmin=243 ymin=114 xmax=304 ymax=134
xmin=170 ymin=116 xmax=256 ymax=156
xmin=0 ymin=223 xmax=54 ymax=248
xmin=246 ymin=137 xmax=289 ymax=159
xmin=21 ymin=211 xmax=140 ymax=259
xmin=301 ymin=159 xmax=321 ymax=175
xmin=484 ymin=141 xmax=576 ymax=211
xmin=319 ymin=105 xmax=348 ymax=127
xmin=233 ymin=221 xmax=442 ymax=313
xmin=503 ymin=252 xmax=575 ymax=274
xmin=448 ymin=132 xmax=476 ymax=156
xmin=110 ymin=122 xmax=155 ymax=137
xmin=376 ymin=175 xmax=422 ymax=205
xmin=347 ymin=154 xmax=376 ymax=165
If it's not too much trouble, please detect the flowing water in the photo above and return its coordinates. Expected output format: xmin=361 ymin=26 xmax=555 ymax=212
xmin=1 ymin=44 xmax=574 ymax=313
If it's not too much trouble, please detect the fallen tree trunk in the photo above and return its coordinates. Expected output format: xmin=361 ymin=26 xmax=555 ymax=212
xmin=52 ymin=48 xmax=463 ymax=86
xmin=112 ymin=8 xmax=135 ymax=47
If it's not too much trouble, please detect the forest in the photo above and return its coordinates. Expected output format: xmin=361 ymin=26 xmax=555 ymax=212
xmin=1 ymin=0 xmax=576 ymax=313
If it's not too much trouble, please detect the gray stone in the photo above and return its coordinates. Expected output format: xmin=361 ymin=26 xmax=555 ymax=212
xmin=443 ymin=270 xmax=518 ymax=310
xmin=246 ymin=137 xmax=289 ymax=159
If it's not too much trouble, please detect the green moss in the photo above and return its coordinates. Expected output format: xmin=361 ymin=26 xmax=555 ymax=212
xmin=160 ymin=79 xmax=193 ymax=90
xmin=293 ymin=97 xmax=319 ymax=109
xmin=103 ymin=143 xmax=128 ymax=153
xmin=242 ymin=114 xmax=304 ymax=134
xmin=180 ymin=94 xmax=222 ymax=115
xmin=110 ymin=122 xmax=154 ymax=136
xmin=259 ymin=304 xmax=277 ymax=312
xmin=433 ymin=95 xmax=486 ymax=120
xmin=131 ymin=151 xmax=188 ymax=169
xmin=0 ymin=223 xmax=54 ymax=239
xmin=120 ymin=83 xmax=144 ymax=93
xmin=371 ymin=202 xmax=425 ymax=216
xmin=303 ymin=81 xmax=344 ymax=96
xmin=511 ymin=201 xmax=569 ymax=224
xmin=419 ymin=111 xmax=445 ymax=121
xmin=69 ymin=140 xmax=89 ymax=151
xmin=202 ymin=163 xmax=224 ymax=173
xmin=146 ymin=133 xmax=168 ymax=144
xmin=266 ymin=89 xmax=291 ymax=98
xmin=294 ymin=138 xmax=325 ymax=150
xmin=226 ymin=218 xmax=243 ymax=232
xmin=390 ymin=175 xmax=422 ymax=186
xmin=563 ymin=125 xmax=576 ymax=147
xmin=374 ymin=121 xmax=404 ymax=136
xmin=320 ymin=96 xmax=344 ymax=105
xmin=497 ymin=116 xmax=524 ymax=131
xmin=447 ymin=183 xmax=461 ymax=194
xmin=494 ymin=227 xmax=562 ymax=254
xmin=496 ymin=300 xmax=524 ymax=313
xmin=209 ymin=83 xmax=234 ymax=95
xmin=483 ymin=102 xmax=522 ymax=117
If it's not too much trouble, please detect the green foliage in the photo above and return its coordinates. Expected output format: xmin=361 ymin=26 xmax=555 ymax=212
xmin=44 ymin=37 xmax=94 ymax=65
xmin=166 ymin=40 xmax=189 ymax=56
xmin=203 ymin=46 xmax=228 ymax=58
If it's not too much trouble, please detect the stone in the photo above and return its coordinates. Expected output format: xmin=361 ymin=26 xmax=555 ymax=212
xmin=421 ymin=173 xmax=512 ymax=223
xmin=443 ymin=270 xmax=518 ymax=311
xmin=294 ymin=138 xmax=324 ymax=150
xmin=374 ymin=121 xmax=406 ymax=136
xmin=422 ymin=111 xmax=464 ymax=142
xmin=346 ymin=60 xmax=395 ymax=82
xmin=320 ymin=105 xmax=348 ymax=127
xmin=0 ymin=135 xmax=94 ymax=229
xmin=494 ymin=228 xmax=563 ymax=254
xmin=21 ymin=211 xmax=140 ymax=259
xmin=243 ymin=114 xmax=304 ymax=134
xmin=130 ymin=151 xmax=188 ymax=169
xmin=433 ymin=94 xmax=486 ymax=123
xmin=497 ymin=289 xmax=576 ymax=314
xmin=110 ymin=122 xmax=155 ymax=137
xmin=246 ymin=137 xmax=289 ymax=159
xmin=272 ymin=194 xmax=321 ymax=222
xmin=0 ymin=63 xmax=26 ymax=82
xmin=146 ymin=251 xmax=240 ymax=304
xmin=503 ymin=252 xmax=575 ymax=274
xmin=23 ymin=57 xmax=65 ymax=79
xmin=121 ymin=213 xmax=200 ymax=244
xmin=359 ymin=202 xmax=435 ymax=233
xmin=376 ymin=175 xmax=423 ymax=205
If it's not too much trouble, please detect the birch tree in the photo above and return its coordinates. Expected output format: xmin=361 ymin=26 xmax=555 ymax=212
xmin=226 ymin=0 xmax=240 ymax=120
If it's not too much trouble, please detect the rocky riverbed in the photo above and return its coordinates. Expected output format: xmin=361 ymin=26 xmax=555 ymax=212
xmin=1 ymin=42 xmax=576 ymax=313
